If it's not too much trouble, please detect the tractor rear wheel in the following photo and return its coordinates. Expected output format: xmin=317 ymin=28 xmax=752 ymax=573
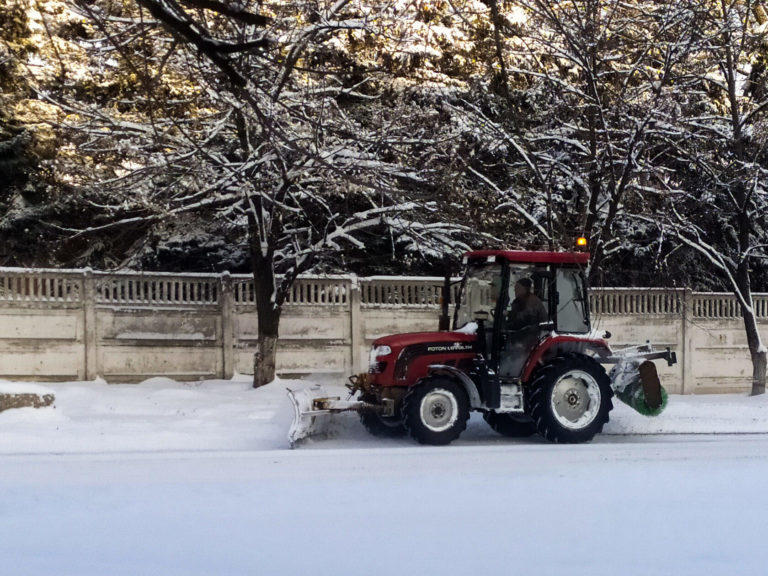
xmin=403 ymin=378 xmax=469 ymax=445
xmin=483 ymin=412 xmax=537 ymax=438
xmin=528 ymin=354 xmax=613 ymax=443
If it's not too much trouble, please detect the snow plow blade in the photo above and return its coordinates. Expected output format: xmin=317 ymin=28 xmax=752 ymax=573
xmin=286 ymin=385 xmax=373 ymax=448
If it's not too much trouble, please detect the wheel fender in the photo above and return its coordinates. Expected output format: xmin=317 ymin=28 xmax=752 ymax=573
xmin=521 ymin=336 xmax=612 ymax=383
xmin=427 ymin=365 xmax=483 ymax=408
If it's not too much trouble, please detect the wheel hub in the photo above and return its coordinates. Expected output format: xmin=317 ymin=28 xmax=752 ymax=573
xmin=550 ymin=370 xmax=601 ymax=430
xmin=420 ymin=389 xmax=459 ymax=432
xmin=431 ymin=403 xmax=446 ymax=418
xmin=566 ymin=389 xmax=581 ymax=407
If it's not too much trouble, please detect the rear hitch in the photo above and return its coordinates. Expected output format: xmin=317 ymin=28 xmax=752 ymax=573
xmin=605 ymin=343 xmax=677 ymax=367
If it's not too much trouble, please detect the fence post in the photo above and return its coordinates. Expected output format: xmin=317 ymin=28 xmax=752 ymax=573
xmin=220 ymin=272 xmax=235 ymax=379
xmin=680 ymin=288 xmax=693 ymax=394
xmin=82 ymin=268 xmax=98 ymax=381
xmin=349 ymin=275 xmax=363 ymax=373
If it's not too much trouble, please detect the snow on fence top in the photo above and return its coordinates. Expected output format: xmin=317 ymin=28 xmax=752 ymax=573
xmin=0 ymin=267 xmax=767 ymax=318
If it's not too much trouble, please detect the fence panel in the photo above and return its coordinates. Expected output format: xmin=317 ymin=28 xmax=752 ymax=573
xmin=1 ymin=267 xmax=767 ymax=390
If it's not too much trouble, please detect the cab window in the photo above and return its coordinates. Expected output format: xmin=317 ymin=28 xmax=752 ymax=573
xmin=556 ymin=268 xmax=589 ymax=333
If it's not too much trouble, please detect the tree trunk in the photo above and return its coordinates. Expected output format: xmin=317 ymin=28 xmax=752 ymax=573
xmin=735 ymin=258 xmax=766 ymax=396
xmin=247 ymin=203 xmax=283 ymax=388
xmin=484 ymin=0 xmax=513 ymax=108
xmin=722 ymin=16 xmax=763 ymax=394
xmin=253 ymin=329 xmax=279 ymax=388
xmin=251 ymin=273 xmax=281 ymax=387
xmin=742 ymin=308 xmax=767 ymax=396
xmin=750 ymin=347 xmax=767 ymax=396
xmin=439 ymin=273 xmax=451 ymax=331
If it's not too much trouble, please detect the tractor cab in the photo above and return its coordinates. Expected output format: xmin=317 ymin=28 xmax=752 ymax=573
xmin=454 ymin=250 xmax=590 ymax=381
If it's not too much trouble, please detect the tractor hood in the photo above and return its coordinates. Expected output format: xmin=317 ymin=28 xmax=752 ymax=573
xmin=373 ymin=330 xmax=477 ymax=349
xmin=368 ymin=329 xmax=479 ymax=386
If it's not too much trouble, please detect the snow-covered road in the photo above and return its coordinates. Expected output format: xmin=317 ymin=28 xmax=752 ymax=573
xmin=2 ymin=378 xmax=768 ymax=574
xmin=3 ymin=435 xmax=768 ymax=576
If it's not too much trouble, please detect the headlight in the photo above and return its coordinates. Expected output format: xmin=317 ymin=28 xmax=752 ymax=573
xmin=373 ymin=345 xmax=391 ymax=358
xmin=369 ymin=345 xmax=392 ymax=372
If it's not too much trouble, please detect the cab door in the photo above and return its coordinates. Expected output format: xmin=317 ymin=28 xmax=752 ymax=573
xmin=496 ymin=266 xmax=553 ymax=380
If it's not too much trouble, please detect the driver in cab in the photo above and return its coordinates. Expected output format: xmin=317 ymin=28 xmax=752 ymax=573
xmin=497 ymin=277 xmax=548 ymax=378
xmin=506 ymin=278 xmax=548 ymax=340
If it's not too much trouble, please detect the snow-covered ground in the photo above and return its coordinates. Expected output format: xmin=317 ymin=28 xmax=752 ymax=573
xmin=3 ymin=376 xmax=768 ymax=454
xmin=2 ymin=377 xmax=768 ymax=575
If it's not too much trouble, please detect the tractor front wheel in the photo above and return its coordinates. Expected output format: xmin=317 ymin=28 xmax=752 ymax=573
xmin=359 ymin=411 xmax=407 ymax=437
xmin=403 ymin=378 xmax=469 ymax=445
xmin=528 ymin=354 xmax=613 ymax=443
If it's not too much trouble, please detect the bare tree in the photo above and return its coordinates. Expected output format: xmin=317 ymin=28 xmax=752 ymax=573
xmin=646 ymin=0 xmax=768 ymax=394
xmin=50 ymin=0 xmax=471 ymax=386
xmin=454 ymin=0 xmax=696 ymax=277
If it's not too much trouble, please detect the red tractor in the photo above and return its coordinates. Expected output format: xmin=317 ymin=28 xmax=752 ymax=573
xmin=288 ymin=249 xmax=676 ymax=446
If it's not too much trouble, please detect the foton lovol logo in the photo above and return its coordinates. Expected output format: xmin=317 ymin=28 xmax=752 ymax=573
xmin=426 ymin=343 xmax=473 ymax=353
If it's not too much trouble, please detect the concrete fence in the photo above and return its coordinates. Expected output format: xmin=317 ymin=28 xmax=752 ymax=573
xmin=1 ymin=267 xmax=767 ymax=393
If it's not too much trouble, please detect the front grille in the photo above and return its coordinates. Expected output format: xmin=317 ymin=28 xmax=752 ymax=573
xmin=369 ymin=361 xmax=387 ymax=374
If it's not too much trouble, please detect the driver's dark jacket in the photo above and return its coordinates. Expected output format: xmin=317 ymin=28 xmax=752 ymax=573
xmin=506 ymin=294 xmax=548 ymax=339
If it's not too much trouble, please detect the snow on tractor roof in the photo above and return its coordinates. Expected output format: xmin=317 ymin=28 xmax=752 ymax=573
xmin=464 ymin=250 xmax=590 ymax=265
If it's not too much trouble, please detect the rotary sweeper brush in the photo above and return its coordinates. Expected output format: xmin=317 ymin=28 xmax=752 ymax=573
xmin=288 ymin=249 xmax=676 ymax=447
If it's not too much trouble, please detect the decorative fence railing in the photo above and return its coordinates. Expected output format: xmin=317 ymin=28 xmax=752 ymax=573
xmin=94 ymin=272 xmax=220 ymax=307
xmin=0 ymin=269 xmax=83 ymax=303
xmin=692 ymin=293 xmax=768 ymax=319
xmin=2 ymin=267 xmax=768 ymax=392
xmin=1 ymin=268 xmax=768 ymax=317
xmin=359 ymin=277 xmax=462 ymax=307
xmin=233 ymin=274 xmax=353 ymax=306
xmin=589 ymin=288 xmax=686 ymax=316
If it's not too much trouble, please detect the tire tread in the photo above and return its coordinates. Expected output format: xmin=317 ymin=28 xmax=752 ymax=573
xmin=403 ymin=378 xmax=469 ymax=445
xmin=528 ymin=353 xmax=613 ymax=444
